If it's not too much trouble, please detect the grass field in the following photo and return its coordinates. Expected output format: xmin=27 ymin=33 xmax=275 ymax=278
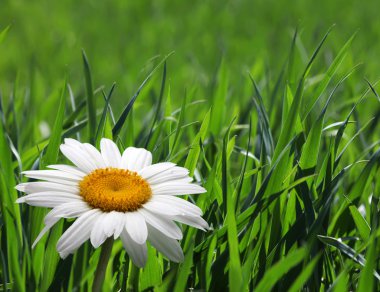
xmin=1 ymin=0 xmax=380 ymax=291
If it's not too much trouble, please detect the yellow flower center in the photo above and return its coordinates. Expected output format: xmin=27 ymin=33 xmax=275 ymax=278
xmin=79 ymin=168 xmax=152 ymax=212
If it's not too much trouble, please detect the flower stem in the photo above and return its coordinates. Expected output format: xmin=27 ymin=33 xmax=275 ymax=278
xmin=92 ymin=237 xmax=114 ymax=292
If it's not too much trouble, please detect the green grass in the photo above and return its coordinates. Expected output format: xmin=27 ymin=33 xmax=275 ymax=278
xmin=1 ymin=1 xmax=380 ymax=291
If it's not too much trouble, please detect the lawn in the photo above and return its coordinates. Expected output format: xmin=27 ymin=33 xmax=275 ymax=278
xmin=1 ymin=0 xmax=380 ymax=291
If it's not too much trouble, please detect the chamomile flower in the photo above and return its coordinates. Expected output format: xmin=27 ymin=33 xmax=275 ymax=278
xmin=16 ymin=138 xmax=208 ymax=267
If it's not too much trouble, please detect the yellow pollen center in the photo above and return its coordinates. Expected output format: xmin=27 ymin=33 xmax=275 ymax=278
xmin=79 ymin=168 xmax=152 ymax=212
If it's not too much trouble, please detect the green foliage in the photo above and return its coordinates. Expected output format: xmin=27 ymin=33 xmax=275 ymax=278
xmin=2 ymin=1 xmax=380 ymax=291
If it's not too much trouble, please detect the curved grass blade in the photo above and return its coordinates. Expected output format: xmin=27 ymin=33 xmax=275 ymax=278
xmin=112 ymin=53 xmax=173 ymax=138
xmin=317 ymin=235 xmax=380 ymax=281
xmin=82 ymin=49 xmax=96 ymax=144
xmin=95 ymin=83 xmax=116 ymax=142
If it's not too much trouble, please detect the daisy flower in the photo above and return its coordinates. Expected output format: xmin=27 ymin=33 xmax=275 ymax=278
xmin=16 ymin=138 xmax=208 ymax=267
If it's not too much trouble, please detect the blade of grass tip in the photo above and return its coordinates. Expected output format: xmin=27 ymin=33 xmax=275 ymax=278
xmin=112 ymin=52 xmax=173 ymax=138
xmin=287 ymin=27 xmax=298 ymax=90
xmin=273 ymin=26 xmax=332 ymax=162
xmin=210 ymin=58 xmax=228 ymax=135
xmin=234 ymin=117 xmax=252 ymax=211
xmin=302 ymin=31 xmax=357 ymax=119
xmin=41 ymin=79 xmax=66 ymax=167
xmin=168 ymin=92 xmax=186 ymax=159
xmin=365 ymin=78 xmax=380 ymax=103
xmin=145 ymin=62 xmax=167 ymax=148
xmin=0 ymin=25 xmax=10 ymax=44
xmin=95 ymin=83 xmax=116 ymax=143
xmin=299 ymin=66 xmax=357 ymax=171
xmin=67 ymin=84 xmax=82 ymax=140
xmin=82 ymin=49 xmax=96 ymax=144
xmin=64 ymin=97 xmax=86 ymax=128
xmin=255 ymin=248 xmax=307 ymax=292
xmin=317 ymin=235 xmax=380 ymax=281
xmin=184 ymin=108 xmax=211 ymax=176
xmin=346 ymin=197 xmax=370 ymax=241
xmin=349 ymin=148 xmax=380 ymax=201
xmin=249 ymin=75 xmax=274 ymax=155
xmin=222 ymin=117 xmax=236 ymax=214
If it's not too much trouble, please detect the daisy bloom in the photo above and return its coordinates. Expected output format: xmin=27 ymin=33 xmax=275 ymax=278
xmin=16 ymin=138 xmax=209 ymax=267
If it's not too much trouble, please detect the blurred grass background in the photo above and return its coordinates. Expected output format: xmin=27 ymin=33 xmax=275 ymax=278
xmin=2 ymin=0 xmax=380 ymax=99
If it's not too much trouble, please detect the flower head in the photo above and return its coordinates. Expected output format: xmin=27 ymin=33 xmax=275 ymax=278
xmin=16 ymin=138 xmax=208 ymax=267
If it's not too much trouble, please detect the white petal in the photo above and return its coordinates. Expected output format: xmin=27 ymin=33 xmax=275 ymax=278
xmin=121 ymin=147 xmax=152 ymax=171
xmin=151 ymin=182 xmax=206 ymax=196
xmin=90 ymin=213 xmax=109 ymax=248
xmin=15 ymin=182 xmax=79 ymax=194
xmin=138 ymin=208 xmax=182 ymax=240
xmin=145 ymin=166 xmax=190 ymax=185
xmin=124 ymin=212 xmax=147 ymax=244
xmin=83 ymin=143 xmax=106 ymax=168
xmin=63 ymin=138 xmax=83 ymax=147
xmin=47 ymin=165 xmax=87 ymax=177
xmin=147 ymin=224 xmax=184 ymax=263
xmin=47 ymin=201 xmax=91 ymax=220
xmin=16 ymin=192 xmax=82 ymax=207
xmin=138 ymin=162 xmax=176 ymax=179
xmin=168 ymin=215 xmax=209 ymax=231
xmin=147 ymin=196 xmax=203 ymax=216
xmin=102 ymin=211 xmax=122 ymax=237
xmin=142 ymin=200 xmax=181 ymax=216
xmin=64 ymin=139 xmax=106 ymax=169
xmin=32 ymin=201 xmax=91 ymax=248
xmin=22 ymin=170 xmax=82 ymax=183
xmin=100 ymin=138 xmax=121 ymax=168
xmin=57 ymin=209 xmax=100 ymax=257
xmin=60 ymin=144 xmax=97 ymax=173
xmin=111 ymin=212 xmax=126 ymax=239
xmin=120 ymin=229 xmax=147 ymax=268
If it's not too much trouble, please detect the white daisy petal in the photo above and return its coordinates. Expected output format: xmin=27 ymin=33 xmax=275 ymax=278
xmin=60 ymin=144 xmax=97 ymax=173
xmin=15 ymin=182 xmax=79 ymax=194
xmin=33 ymin=201 xmax=91 ymax=248
xmin=83 ymin=143 xmax=106 ymax=168
xmin=124 ymin=212 xmax=147 ymax=244
xmin=138 ymin=162 xmax=176 ymax=179
xmin=90 ymin=213 xmax=109 ymax=248
xmin=112 ymin=212 xmax=126 ymax=239
xmin=100 ymin=138 xmax=122 ymax=168
xmin=147 ymin=224 xmax=184 ymax=263
xmin=168 ymin=215 xmax=209 ymax=231
xmin=47 ymin=165 xmax=87 ymax=177
xmin=138 ymin=208 xmax=182 ymax=240
xmin=120 ymin=229 xmax=147 ymax=268
xmin=57 ymin=209 xmax=100 ymax=257
xmin=22 ymin=170 xmax=82 ymax=182
xmin=147 ymin=195 xmax=203 ymax=216
xmin=64 ymin=139 xmax=106 ymax=169
xmin=151 ymin=182 xmax=207 ymax=196
xmin=47 ymin=201 xmax=91 ymax=220
xmin=145 ymin=166 xmax=190 ymax=185
xmin=16 ymin=192 xmax=82 ymax=208
xmin=121 ymin=147 xmax=152 ymax=171
xmin=101 ymin=211 xmax=123 ymax=237
xmin=63 ymin=138 xmax=83 ymax=147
